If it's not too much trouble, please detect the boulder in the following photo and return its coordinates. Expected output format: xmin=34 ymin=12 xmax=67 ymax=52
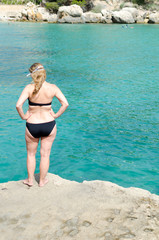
xmin=27 ymin=9 xmax=35 ymax=21
xmin=21 ymin=5 xmax=57 ymax=22
xmin=143 ymin=11 xmax=151 ymax=20
xmin=58 ymin=15 xmax=84 ymax=23
xmin=122 ymin=7 xmax=138 ymax=20
xmin=148 ymin=13 xmax=159 ymax=23
xmin=36 ymin=12 xmax=43 ymax=21
xmin=135 ymin=9 xmax=148 ymax=23
xmin=21 ymin=3 xmax=36 ymax=21
xmin=112 ymin=10 xmax=135 ymax=23
xmin=136 ymin=15 xmax=144 ymax=23
xmin=82 ymin=11 xmax=105 ymax=23
xmin=36 ymin=7 xmax=50 ymax=21
xmin=101 ymin=9 xmax=112 ymax=23
xmin=29 ymin=7 xmax=57 ymax=22
xmin=58 ymin=4 xmax=83 ymax=18
xmin=137 ymin=9 xmax=146 ymax=18
xmin=21 ymin=8 xmax=28 ymax=18
xmin=48 ymin=14 xmax=57 ymax=23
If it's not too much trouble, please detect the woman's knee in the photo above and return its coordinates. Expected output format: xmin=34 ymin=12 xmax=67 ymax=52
xmin=40 ymin=148 xmax=50 ymax=158
xmin=27 ymin=151 xmax=36 ymax=157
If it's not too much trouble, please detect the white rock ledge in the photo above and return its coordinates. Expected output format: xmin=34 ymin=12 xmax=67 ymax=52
xmin=1 ymin=173 xmax=159 ymax=240
xmin=0 ymin=3 xmax=159 ymax=24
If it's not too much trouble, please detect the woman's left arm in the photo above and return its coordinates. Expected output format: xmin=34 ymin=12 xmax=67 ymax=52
xmin=16 ymin=85 xmax=32 ymax=120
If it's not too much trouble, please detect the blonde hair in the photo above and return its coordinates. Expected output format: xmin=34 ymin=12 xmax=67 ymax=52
xmin=29 ymin=63 xmax=46 ymax=96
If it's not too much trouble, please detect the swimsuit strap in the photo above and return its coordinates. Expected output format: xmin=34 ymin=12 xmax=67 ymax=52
xmin=28 ymin=99 xmax=52 ymax=106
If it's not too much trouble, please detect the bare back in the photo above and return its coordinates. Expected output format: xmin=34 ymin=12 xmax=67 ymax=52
xmin=27 ymin=82 xmax=55 ymax=123
xmin=16 ymin=81 xmax=69 ymax=124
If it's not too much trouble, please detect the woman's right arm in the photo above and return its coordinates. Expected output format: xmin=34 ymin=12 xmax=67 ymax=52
xmin=50 ymin=85 xmax=69 ymax=119
xmin=16 ymin=85 xmax=32 ymax=120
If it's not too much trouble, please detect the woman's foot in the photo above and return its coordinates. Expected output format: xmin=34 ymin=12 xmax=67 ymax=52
xmin=23 ymin=179 xmax=33 ymax=187
xmin=39 ymin=178 xmax=49 ymax=187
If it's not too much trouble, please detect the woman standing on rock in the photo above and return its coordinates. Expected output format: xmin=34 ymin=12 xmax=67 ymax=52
xmin=16 ymin=63 xmax=69 ymax=187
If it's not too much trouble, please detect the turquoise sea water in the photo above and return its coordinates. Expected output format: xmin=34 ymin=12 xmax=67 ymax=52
xmin=0 ymin=22 xmax=159 ymax=194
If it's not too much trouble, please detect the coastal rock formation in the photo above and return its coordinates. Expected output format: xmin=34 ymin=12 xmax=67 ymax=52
xmin=0 ymin=1 xmax=159 ymax=24
xmin=1 ymin=173 xmax=159 ymax=240
xmin=101 ymin=9 xmax=112 ymax=23
xmin=21 ymin=2 xmax=57 ymax=22
xmin=37 ymin=7 xmax=57 ymax=22
xmin=112 ymin=10 xmax=135 ymax=23
xmin=58 ymin=4 xmax=83 ymax=17
xmin=82 ymin=11 xmax=105 ymax=23
xmin=92 ymin=0 xmax=124 ymax=11
xmin=58 ymin=15 xmax=84 ymax=23
xmin=135 ymin=9 xmax=148 ymax=23
xmin=148 ymin=12 xmax=159 ymax=23
xmin=91 ymin=0 xmax=113 ymax=12
xmin=122 ymin=7 xmax=138 ymax=20
xmin=57 ymin=4 xmax=84 ymax=23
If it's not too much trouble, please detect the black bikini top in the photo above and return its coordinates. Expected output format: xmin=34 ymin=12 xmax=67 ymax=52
xmin=28 ymin=99 xmax=52 ymax=106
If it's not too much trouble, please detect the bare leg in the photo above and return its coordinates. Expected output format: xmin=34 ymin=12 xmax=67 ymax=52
xmin=39 ymin=125 xmax=57 ymax=187
xmin=24 ymin=128 xmax=39 ymax=186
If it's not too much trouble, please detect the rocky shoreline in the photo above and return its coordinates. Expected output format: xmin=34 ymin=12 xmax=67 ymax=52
xmin=0 ymin=1 xmax=159 ymax=24
xmin=1 ymin=173 xmax=159 ymax=239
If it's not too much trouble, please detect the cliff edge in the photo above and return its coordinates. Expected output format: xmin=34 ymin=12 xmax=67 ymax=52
xmin=1 ymin=173 xmax=159 ymax=240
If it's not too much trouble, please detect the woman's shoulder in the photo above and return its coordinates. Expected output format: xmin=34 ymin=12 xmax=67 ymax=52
xmin=25 ymin=83 xmax=34 ymax=91
xmin=45 ymin=82 xmax=57 ymax=88
xmin=45 ymin=82 xmax=58 ymax=92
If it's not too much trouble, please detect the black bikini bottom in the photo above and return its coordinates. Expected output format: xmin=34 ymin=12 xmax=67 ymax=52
xmin=26 ymin=120 xmax=56 ymax=138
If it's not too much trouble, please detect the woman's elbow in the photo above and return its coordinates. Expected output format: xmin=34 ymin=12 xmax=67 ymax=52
xmin=16 ymin=103 xmax=21 ymax=110
xmin=65 ymin=102 xmax=69 ymax=108
xmin=62 ymin=102 xmax=69 ymax=108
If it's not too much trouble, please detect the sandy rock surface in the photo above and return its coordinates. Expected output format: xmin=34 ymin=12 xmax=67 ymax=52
xmin=0 ymin=4 xmax=24 ymax=12
xmin=0 ymin=4 xmax=24 ymax=20
xmin=1 ymin=173 xmax=159 ymax=240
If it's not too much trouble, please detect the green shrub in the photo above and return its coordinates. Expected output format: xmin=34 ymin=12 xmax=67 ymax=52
xmin=57 ymin=0 xmax=69 ymax=5
xmin=132 ymin=0 xmax=145 ymax=5
xmin=71 ymin=0 xmax=86 ymax=8
xmin=45 ymin=2 xmax=59 ymax=12
xmin=46 ymin=0 xmax=70 ymax=5
xmin=120 ymin=2 xmax=124 ymax=9
xmin=1 ymin=0 xmax=35 ymax=4
xmin=35 ymin=0 xmax=42 ymax=4
xmin=143 ymin=2 xmax=159 ymax=10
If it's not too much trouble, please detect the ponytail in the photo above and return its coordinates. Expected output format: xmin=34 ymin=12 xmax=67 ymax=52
xmin=28 ymin=63 xmax=46 ymax=96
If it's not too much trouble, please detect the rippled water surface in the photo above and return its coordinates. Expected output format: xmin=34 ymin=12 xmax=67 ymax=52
xmin=0 ymin=22 xmax=159 ymax=194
